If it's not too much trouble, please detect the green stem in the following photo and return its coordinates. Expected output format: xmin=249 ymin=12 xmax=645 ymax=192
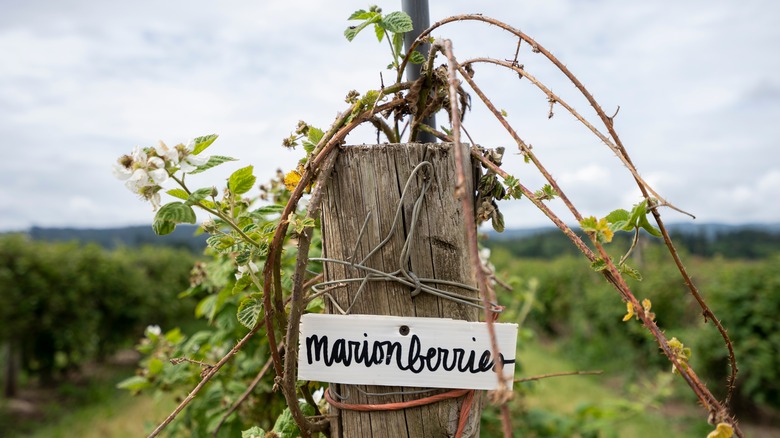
xmin=170 ymin=174 xmax=262 ymax=248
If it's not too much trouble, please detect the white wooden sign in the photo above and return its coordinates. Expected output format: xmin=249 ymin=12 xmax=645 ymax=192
xmin=298 ymin=314 xmax=518 ymax=391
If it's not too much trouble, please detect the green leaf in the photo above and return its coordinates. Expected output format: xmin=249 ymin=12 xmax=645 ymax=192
xmin=610 ymin=220 xmax=629 ymax=232
xmin=147 ymin=357 xmax=164 ymax=376
xmin=302 ymin=127 xmax=325 ymax=154
xmin=228 ymin=166 xmax=256 ymax=195
xmin=195 ymin=294 xmax=217 ymax=319
xmin=237 ymin=297 xmax=263 ymax=329
xmin=348 ymin=9 xmax=375 ymax=20
xmin=116 ymin=376 xmax=150 ymax=394
xmin=166 ymin=188 xmax=189 ymax=201
xmin=344 ymin=15 xmax=381 ymax=42
xmin=242 ymin=426 xmax=267 ymax=438
xmin=374 ymin=23 xmax=385 ymax=42
xmin=272 ymin=407 xmax=301 ymax=437
xmin=186 ymin=187 xmax=215 ymax=206
xmin=619 ymin=263 xmax=643 ymax=281
xmin=392 ymin=32 xmax=404 ymax=63
xmin=307 ymin=127 xmax=324 ymax=147
xmin=638 ymin=214 xmax=662 ymax=237
xmin=408 ymin=50 xmax=425 ymax=64
xmin=580 ymin=216 xmax=599 ymax=233
xmin=233 ymin=274 xmax=253 ymax=294
xmin=207 ymin=234 xmax=237 ymax=252
xmin=164 ymin=327 xmax=184 ymax=344
xmin=628 ymin=200 xmax=648 ymax=227
xmin=606 ymin=209 xmax=630 ymax=227
xmin=380 ymin=11 xmax=413 ymax=33
xmin=591 ymin=258 xmax=608 ymax=272
xmin=187 ymin=155 xmax=237 ymax=175
xmin=155 ymin=202 xmax=197 ymax=224
xmin=191 ymin=134 xmax=218 ymax=155
xmin=253 ymin=204 xmax=284 ymax=215
xmin=152 ymin=219 xmax=176 ymax=236
xmin=491 ymin=210 xmax=505 ymax=233
xmin=534 ymin=184 xmax=558 ymax=201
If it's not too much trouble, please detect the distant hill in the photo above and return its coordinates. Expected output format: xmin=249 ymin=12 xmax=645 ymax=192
xmin=487 ymin=222 xmax=780 ymax=240
xmin=18 ymin=222 xmax=780 ymax=258
xmin=26 ymin=224 xmax=207 ymax=252
xmin=486 ymin=222 xmax=780 ymax=259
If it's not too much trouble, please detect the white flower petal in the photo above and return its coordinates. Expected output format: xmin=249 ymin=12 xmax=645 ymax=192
xmin=112 ymin=163 xmax=132 ymax=180
xmin=125 ymin=168 xmax=150 ymax=193
xmin=147 ymin=156 xmax=165 ymax=170
xmin=148 ymin=168 xmax=169 ymax=184
xmin=131 ymin=146 xmax=147 ymax=164
xmin=186 ymin=154 xmax=208 ymax=166
xmin=154 ymin=141 xmax=179 ymax=165
xmin=146 ymin=325 xmax=162 ymax=336
xmin=149 ymin=192 xmax=162 ymax=211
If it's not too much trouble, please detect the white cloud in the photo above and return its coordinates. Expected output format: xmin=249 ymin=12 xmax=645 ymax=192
xmin=1 ymin=0 xmax=779 ymax=230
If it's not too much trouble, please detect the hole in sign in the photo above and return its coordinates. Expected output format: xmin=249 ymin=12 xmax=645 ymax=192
xmin=399 ymin=325 xmax=410 ymax=336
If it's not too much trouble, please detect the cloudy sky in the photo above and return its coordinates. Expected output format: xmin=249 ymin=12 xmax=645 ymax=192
xmin=1 ymin=0 xmax=778 ymax=231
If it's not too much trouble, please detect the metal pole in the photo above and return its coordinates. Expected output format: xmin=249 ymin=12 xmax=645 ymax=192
xmin=402 ymin=0 xmax=436 ymax=143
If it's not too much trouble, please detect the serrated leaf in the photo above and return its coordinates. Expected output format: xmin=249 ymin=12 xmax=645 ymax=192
xmin=155 ymin=202 xmax=197 ymax=224
xmin=228 ymin=165 xmax=256 ymax=195
xmin=302 ymin=127 xmax=324 ymax=154
xmin=152 ymin=219 xmax=176 ymax=236
xmin=207 ymin=234 xmax=236 ymax=251
xmin=272 ymin=407 xmax=300 ymax=437
xmin=408 ymin=50 xmax=425 ymax=64
xmin=619 ymin=263 xmax=643 ymax=281
xmin=307 ymin=127 xmax=324 ymax=147
xmin=591 ymin=258 xmax=608 ymax=272
xmin=167 ymin=188 xmax=189 ymax=201
xmin=580 ymin=216 xmax=599 ymax=232
xmin=344 ymin=16 xmax=380 ymax=42
xmin=348 ymin=9 xmax=375 ymax=20
xmin=242 ymin=426 xmax=267 ymax=438
xmin=188 ymin=155 xmax=237 ymax=174
xmin=235 ymin=249 xmax=252 ymax=265
xmin=233 ymin=274 xmax=253 ymax=295
xmin=187 ymin=187 xmax=214 ymax=206
xmin=237 ymin=297 xmax=263 ymax=329
xmin=191 ymin=134 xmax=218 ymax=155
xmin=380 ymin=11 xmax=413 ymax=33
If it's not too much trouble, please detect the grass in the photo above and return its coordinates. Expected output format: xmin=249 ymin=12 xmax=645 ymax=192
xmin=480 ymin=339 xmax=712 ymax=437
xmin=25 ymin=391 xmax=177 ymax=438
xmin=8 ymin=341 xmax=770 ymax=437
xmin=0 ymin=358 xmax=178 ymax=438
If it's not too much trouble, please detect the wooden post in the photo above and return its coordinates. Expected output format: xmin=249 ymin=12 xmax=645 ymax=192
xmin=320 ymin=143 xmax=482 ymax=437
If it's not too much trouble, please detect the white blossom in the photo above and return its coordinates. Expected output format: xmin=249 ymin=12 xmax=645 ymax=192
xmin=112 ymin=162 xmax=133 ymax=180
xmin=154 ymin=140 xmax=179 ymax=165
xmin=146 ymin=324 xmax=162 ymax=337
xmin=178 ymin=139 xmax=209 ymax=172
xmin=235 ymin=261 xmax=259 ymax=279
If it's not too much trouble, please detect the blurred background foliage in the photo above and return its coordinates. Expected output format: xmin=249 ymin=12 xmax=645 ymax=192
xmin=1 ymin=224 xmax=778 ymax=436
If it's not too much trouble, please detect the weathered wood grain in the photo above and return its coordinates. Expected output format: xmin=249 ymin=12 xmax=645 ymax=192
xmin=320 ymin=143 xmax=482 ymax=437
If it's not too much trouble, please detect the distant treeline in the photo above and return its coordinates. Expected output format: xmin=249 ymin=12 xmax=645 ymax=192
xmin=486 ymin=223 xmax=780 ymax=259
xmin=25 ymin=224 xmax=207 ymax=252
